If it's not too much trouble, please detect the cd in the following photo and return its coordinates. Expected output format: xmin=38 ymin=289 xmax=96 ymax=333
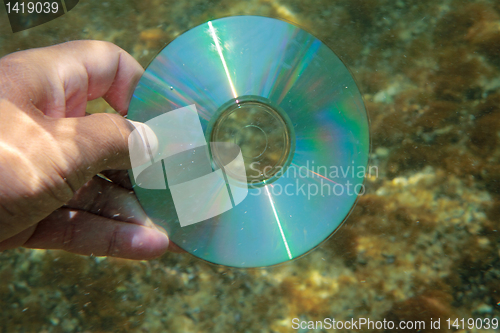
xmin=127 ymin=16 xmax=370 ymax=267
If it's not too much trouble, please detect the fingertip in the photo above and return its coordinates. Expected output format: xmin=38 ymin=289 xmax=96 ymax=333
xmin=126 ymin=227 xmax=170 ymax=260
xmin=24 ymin=210 xmax=170 ymax=260
xmin=143 ymin=223 xmax=186 ymax=253
xmin=102 ymin=47 xmax=144 ymax=115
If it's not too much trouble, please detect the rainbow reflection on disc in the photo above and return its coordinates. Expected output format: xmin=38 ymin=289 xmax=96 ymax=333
xmin=127 ymin=16 xmax=370 ymax=268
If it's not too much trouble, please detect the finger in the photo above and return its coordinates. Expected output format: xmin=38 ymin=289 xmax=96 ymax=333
xmin=23 ymin=209 xmax=169 ymax=260
xmin=64 ymin=176 xmax=153 ymax=227
xmin=0 ymin=40 xmax=143 ymax=117
xmin=43 ymin=112 xmax=135 ymax=181
xmin=43 ymin=111 xmax=160 ymax=190
xmin=65 ymin=176 xmax=184 ymax=254
xmin=0 ymin=225 xmax=36 ymax=251
xmin=66 ymin=175 xmax=180 ymax=253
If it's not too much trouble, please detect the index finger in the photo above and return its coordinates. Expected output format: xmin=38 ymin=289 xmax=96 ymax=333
xmin=0 ymin=40 xmax=144 ymax=117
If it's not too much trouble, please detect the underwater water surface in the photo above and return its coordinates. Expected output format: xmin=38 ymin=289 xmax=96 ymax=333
xmin=0 ymin=0 xmax=499 ymax=332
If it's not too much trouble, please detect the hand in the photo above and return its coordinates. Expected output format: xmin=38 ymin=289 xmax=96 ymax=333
xmin=0 ymin=41 xmax=171 ymax=259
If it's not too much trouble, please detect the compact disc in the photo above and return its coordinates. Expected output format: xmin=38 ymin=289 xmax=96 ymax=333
xmin=127 ymin=16 xmax=370 ymax=267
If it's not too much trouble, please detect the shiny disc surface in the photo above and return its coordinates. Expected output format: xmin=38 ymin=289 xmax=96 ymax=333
xmin=127 ymin=16 xmax=370 ymax=267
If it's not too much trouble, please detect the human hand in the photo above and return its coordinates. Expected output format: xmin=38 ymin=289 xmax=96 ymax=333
xmin=0 ymin=41 xmax=171 ymax=259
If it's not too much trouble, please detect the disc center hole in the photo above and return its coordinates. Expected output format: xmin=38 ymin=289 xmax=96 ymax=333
xmin=209 ymin=97 xmax=294 ymax=186
xmin=236 ymin=125 xmax=268 ymax=158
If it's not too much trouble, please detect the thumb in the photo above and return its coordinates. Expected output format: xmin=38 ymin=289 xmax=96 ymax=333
xmin=47 ymin=113 xmax=137 ymax=189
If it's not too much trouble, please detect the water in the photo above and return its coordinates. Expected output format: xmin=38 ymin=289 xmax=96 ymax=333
xmin=0 ymin=0 xmax=499 ymax=332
